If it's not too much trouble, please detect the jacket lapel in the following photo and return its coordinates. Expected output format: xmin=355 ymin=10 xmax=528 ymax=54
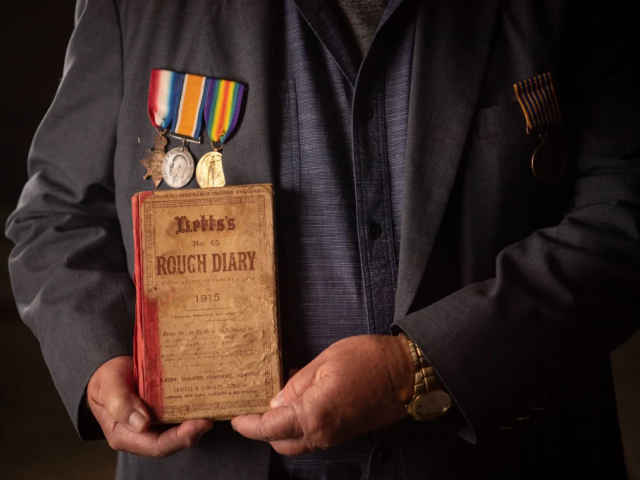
xmin=200 ymin=0 xmax=500 ymax=319
xmin=395 ymin=0 xmax=501 ymax=319
xmin=202 ymin=0 xmax=280 ymax=186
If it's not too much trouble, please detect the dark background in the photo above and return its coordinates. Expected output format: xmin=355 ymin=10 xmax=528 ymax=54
xmin=0 ymin=1 xmax=638 ymax=479
xmin=0 ymin=1 xmax=116 ymax=478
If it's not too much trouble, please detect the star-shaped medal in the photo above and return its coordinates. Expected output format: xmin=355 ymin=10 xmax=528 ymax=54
xmin=141 ymin=133 xmax=168 ymax=188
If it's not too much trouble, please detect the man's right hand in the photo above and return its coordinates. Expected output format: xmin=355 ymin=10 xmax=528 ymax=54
xmin=88 ymin=356 xmax=213 ymax=457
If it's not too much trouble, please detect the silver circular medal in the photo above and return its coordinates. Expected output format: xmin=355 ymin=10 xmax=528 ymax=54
xmin=162 ymin=147 xmax=194 ymax=188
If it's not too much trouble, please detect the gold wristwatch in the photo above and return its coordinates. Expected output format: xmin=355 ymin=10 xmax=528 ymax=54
xmin=401 ymin=334 xmax=452 ymax=421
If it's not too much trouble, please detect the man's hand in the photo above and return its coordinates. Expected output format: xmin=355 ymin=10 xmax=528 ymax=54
xmin=231 ymin=335 xmax=414 ymax=455
xmin=88 ymin=356 xmax=213 ymax=457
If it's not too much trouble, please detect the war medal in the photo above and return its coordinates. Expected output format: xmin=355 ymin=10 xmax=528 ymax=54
xmin=140 ymin=134 xmax=168 ymax=188
xmin=163 ymin=73 xmax=208 ymax=189
xmin=514 ymin=72 xmax=566 ymax=183
xmin=530 ymin=131 xmax=569 ymax=184
xmin=197 ymin=79 xmax=246 ymax=188
xmin=142 ymin=69 xmax=182 ymax=188
xmin=196 ymin=149 xmax=224 ymax=188
xmin=162 ymin=144 xmax=194 ymax=189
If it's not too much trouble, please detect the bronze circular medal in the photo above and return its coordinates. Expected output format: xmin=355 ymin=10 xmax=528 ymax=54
xmin=162 ymin=147 xmax=194 ymax=188
xmin=531 ymin=138 xmax=568 ymax=184
xmin=196 ymin=151 xmax=225 ymax=188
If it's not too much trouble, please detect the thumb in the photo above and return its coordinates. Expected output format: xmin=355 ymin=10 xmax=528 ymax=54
xmin=270 ymin=358 xmax=324 ymax=409
xmin=89 ymin=356 xmax=151 ymax=433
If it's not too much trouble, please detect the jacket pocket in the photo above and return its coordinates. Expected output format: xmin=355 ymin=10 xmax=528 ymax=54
xmin=465 ymin=102 xmax=553 ymax=243
xmin=474 ymin=100 xmax=540 ymax=171
xmin=476 ymin=101 xmax=527 ymax=139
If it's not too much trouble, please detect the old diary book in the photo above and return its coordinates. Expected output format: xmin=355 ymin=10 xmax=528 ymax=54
xmin=132 ymin=185 xmax=282 ymax=422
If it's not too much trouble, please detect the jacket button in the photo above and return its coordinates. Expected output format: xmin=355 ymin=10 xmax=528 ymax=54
xmin=361 ymin=105 xmax=374 ymax=120
xmin=375 ymin=447 xmax=392 ymax=462
xmin=368 ymin=222 xmax=382 ymax=239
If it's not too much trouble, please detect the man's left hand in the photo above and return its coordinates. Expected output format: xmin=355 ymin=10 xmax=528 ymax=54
xmin=231 ymin=335 xmax=414 ymax=455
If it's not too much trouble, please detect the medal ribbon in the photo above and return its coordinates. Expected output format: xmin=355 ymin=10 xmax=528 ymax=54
xmin=172 ymin=73 xmax=208 ymax=140
xmin=513 ymin=72 xmax=562 ymax=131
xmin=147 ymin=69 xmax=183 ymax=131
xmin=203 ymin=79 xmax=246 ymax=148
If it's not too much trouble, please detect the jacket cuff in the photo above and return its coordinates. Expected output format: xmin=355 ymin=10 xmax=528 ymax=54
xmin=392 ymin=322 xmax=476 ymax=443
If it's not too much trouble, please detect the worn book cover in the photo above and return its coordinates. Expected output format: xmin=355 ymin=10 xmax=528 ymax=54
xmin=132 ymin=185 xmax=282 ymax=422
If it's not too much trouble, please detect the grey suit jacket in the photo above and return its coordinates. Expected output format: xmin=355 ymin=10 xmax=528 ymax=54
xmin=7 ymin=0 xmax=640 ymax=478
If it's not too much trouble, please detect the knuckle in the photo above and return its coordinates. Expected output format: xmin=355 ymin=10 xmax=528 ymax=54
xmin=304 ymin=408 xmax=340 ymax=449
xmin=99 ymin=417 xmax=119 ymax=440
xmin=307 ymin=440 xmax=330 ymax=452
xmin=293 ymin=403 xmax=314 ymax=434
xmin=258 ymin=422 xmax=275 ymax=442
xmin=287 ymin=404 xmax=306 ymax=439
xmin=88 ymin=381 xmax=102 ymax=408
xmin=106 ymin=436 xmax=122 ymax=451
xmin=155 ymin=446 xmax=172 ymax=458
xmin=287 ymin=378 xmax=303 ymax=399
xmin=305 ymin=410 xmax=326 ymax=437
xmin=183 ymin=436 xmax=197 ymax=449
xmin=106 ymin=392 xmax=130 ymax=418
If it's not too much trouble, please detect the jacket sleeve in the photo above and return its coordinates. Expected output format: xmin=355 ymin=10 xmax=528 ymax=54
xmin=5 ymin=0 xmax=133 ymax=440
xmin=394 ymin=2 xmax=640 ymax=443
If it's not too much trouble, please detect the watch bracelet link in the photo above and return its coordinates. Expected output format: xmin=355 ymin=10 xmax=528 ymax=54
xmin=401 ymin=333 xmax=450 ymax=420
xmin=406 ymin=337 xmax=427 ymax=397
xmin=402 ymin=334 xmax=440 ymax=393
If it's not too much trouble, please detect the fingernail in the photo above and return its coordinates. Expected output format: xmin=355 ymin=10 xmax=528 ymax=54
xmin=270 ymin=391 xmax=285 ymax=409
xmin=231 ymin=421 xmax=238 ymax=432
xmin=129 ymin=410 xmax=147 ymax=431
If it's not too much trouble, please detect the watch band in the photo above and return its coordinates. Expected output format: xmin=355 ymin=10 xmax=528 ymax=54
xmin=401 ymin=333 xmax=452 ymax=421
xmin=418 ymin=348 xmax=440 ymax=393
xmin=405 ymin=334 xmax=428 ymax=398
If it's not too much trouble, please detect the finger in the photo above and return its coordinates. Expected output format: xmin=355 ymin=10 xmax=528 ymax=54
xmin=232 ymin=406 xmax=303 ymax=442
xmin=153 ymin=420 xmax=213 ymax=457
xmin=287 ymin=368 xmax=300 ymax=380
xmin=270 ymin=438 xmax=310 ymax=456
xmin=108 ymin=419 xmax=213 ymax=457
xmin=91 ymin=400 xmax=119 ymax=438
xmin=93 ymin=362 xmax=151 ymax=433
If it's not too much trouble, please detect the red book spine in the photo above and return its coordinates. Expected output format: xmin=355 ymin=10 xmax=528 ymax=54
xmin=132 ymin=191 xmax=165 ymax=420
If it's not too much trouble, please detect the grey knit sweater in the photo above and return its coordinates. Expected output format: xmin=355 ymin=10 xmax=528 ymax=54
xmin=334 ymin=0 xmax=389 ymax=55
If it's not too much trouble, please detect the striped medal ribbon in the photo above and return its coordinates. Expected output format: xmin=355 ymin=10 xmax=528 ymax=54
xmin=196 ymin=79 xmax=246 ymax=188
xmin=514 ymin=72 xmax=562 ymax=132
xmin=162 ymin=73 xmax=208 ymax=189
xmin=141 ymin=69 xmax=183 ymax=188
xmin=513 ymin=72 xmax=568 ymax=184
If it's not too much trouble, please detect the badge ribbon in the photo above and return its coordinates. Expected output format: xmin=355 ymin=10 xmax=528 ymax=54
xmin=513 ymin=72 xmax=562 ymax=132
xmin=513 ymin=72 xmax=567 ymax=184
xmin=148 ymin=69 xmax=182 ymax=132
xmin=162 ymin=73 xmax=208 ymax=189
xmin=141 ymin=69 xmax=183 ymax=188
xmin=172 ymin=73 xmax=207 ymax=140
xmin=196 ymin=79 xmax=246 ymax=188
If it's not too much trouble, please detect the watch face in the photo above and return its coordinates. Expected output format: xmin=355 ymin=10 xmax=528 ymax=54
xmin=411 ymin=391 xmax=452 ymax=421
